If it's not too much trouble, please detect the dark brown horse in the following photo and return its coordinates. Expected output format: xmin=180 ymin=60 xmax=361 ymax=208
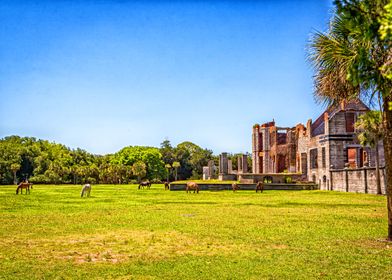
xmin=256 ymin=181 xmax=264 ymax=193
xmin=232 ymin=183 xmax=240 ymax=192
xmin=16 ymin=182 xmax=33 ymax=194
xmin=138 ymin=181 xmax=151 ymax=189
xmin=186 ymin=182 xmax=199 ymax=193
xmin=164 ymin=182 xmax=170 ymax=190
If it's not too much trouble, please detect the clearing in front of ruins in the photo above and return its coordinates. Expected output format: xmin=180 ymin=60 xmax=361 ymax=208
xmin=0 ymin=184 xmax=391 ymax=279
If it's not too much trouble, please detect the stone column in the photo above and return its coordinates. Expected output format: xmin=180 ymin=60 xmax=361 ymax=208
xmin=228 ymin=160 xmax=233 ymax=174
xmin=242 ymin=154 xmax=248 ymax=173
xmin=208 ymin=160 xmax=215 ymax=179
xmin=237 ymin=156 xmax=243 ymax=174
xmin=219 ymin=153 xmax=228 ymax=175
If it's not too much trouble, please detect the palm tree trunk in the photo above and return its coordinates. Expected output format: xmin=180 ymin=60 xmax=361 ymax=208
xmin=383 ymin=96 xmax=392 ymax=240
xmin=375 ymin=142 xmax=381 ymax=195
xmin=13 ymin=171 xmax=17 ymax=185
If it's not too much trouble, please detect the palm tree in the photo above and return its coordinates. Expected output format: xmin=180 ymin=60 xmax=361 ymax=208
xmin=308 ymin=0 xmax=392 ymax=240
xmin=165 ymin=164 xmax=171 ymax=182
xmin=172 ymin=161 xmax=181 ymax=181
xmin=132 ymin=161 xmax=146 ymax=183
xmin=10 ymin=163 xmax=21 ymax=184
xmin=355 ymin=111 xmax=384 ymax=194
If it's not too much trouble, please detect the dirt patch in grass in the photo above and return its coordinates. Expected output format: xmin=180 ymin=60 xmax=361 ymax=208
xmin=1 ymin=230 xmax=250 ymax=264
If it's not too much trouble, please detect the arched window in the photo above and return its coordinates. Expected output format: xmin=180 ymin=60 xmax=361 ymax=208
xmin=263 ymin=176 xmax=273 ymax=184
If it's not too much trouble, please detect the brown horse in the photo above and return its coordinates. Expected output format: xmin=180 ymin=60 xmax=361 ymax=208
xmin=186 ymin=182 xmax=199 ymax=193
xmin=138 ymin=181 xmax=151 ymax=189
xmin=256 ymin=181 xmax=264 ymax=193
xmin=16 ymin=182 xmax=33 ymax=194
xmin=232 ymin=183 xmax=240 ymax=192
xmin=164 ymin=182 xmax=170 ymax=190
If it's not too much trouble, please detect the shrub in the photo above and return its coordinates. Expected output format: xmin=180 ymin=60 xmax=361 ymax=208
xmin=284 ymin=176 xmax=292 ymax=183
xmin=150 ymin=178 xmax=162 ymax=184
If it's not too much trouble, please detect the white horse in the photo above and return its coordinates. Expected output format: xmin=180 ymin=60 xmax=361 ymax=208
xmin=81 ymin=184 xmax=91 ymax=197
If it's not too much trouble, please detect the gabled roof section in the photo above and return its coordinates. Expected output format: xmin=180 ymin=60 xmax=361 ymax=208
xmin=328 ymin=99 xmax=369 ymax=119
xmin=310 ymin=99 xmax=369 ymax=137
xmin=311 ymin=113 xmax=325 ymax=137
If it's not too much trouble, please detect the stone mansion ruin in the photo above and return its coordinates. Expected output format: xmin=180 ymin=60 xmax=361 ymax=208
xmin=251 ymin=99 xmax=386 ymax=194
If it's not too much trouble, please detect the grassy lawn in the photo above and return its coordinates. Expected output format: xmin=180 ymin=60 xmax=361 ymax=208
xmin=0 ymin=185 xmax=391 ymax=279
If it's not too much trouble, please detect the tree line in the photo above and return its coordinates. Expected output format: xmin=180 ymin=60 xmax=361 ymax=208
xmin=0 ymin=136 xmax=250 ymax=185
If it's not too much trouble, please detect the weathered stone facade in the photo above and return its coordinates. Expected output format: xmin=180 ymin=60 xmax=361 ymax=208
xmin=252 ymin=100 xmax=386 ymax=191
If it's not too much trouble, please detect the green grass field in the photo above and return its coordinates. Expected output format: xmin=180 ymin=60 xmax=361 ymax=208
xmin=1 ymin=184 xmax=391 ymax=279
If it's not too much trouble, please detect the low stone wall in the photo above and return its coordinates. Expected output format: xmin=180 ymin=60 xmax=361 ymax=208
xmin=169 ymin=183 xmax=318 ymax=191
xmin=238 ymin=173 xmax=304 ymax=184
xmin=330 ymin=167 xmax=386 ymax=194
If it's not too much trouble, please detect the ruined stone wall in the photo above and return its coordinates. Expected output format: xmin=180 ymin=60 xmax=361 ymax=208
xmin=252 ymin=126 xmax=260 ymax=174
xmin=297 ymin=130 xmax=309 ymax=175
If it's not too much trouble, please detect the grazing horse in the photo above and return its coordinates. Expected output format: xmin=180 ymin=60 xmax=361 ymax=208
xmin=164 ymin=182 xmax=170 ymax=190
xmin=232 ymin=183 xmax=240 ymax=192
xmin=186 ymin=182 xmax=199 ymax=193
xmin=138 ymin=181 xmax=151 ymax=190
xmin=256 ymin=181 xmax=264 ymax=193
xmin=81 ymin=184 xmax=92 ymax=197
xmin=16 ymin=182 xmax=33 ymax=194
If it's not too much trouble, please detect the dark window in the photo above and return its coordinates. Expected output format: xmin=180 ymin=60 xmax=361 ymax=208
xmin=310 ymin=148 xmax=318 ymax=169
xmin=322 ymin=147 xmax=326 ymax=168
xmin=345 ymin=113 xmax=355 ymax=133
xmin=277 ymin=133 xmax=287 ymax=145
xmin=258 ymin=132 xmax=263 ymax=151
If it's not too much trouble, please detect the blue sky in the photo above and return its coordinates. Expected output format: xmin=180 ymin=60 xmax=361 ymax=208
xmin=0 ymin=0 xmax=333 ymax=155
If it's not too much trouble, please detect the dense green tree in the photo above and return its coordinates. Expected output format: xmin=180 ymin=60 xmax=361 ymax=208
xmin=132 ymin=161 xmax=146 ymax=183
xmin=114 ymin=146 xmax=166 ymax=180
xmin=160 ymin=139 xmax=175 ymax=165
xmin=165 ymin=163 xmax=172 ymax=182
xmin=176 ymin=142 xmax=213 ymax=179
xmin=0 ymin=137 xmax=23 ymax=184
xmin=10 ymin=163 xmax=21 ymax=184
xmin=355 ymin=111 xmax=384 ymax=194
xmin=172 ymin=161 xmax=180 ymax=181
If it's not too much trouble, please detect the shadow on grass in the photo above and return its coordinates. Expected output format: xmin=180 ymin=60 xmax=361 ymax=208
xmin=234 ymin=201 xmax=372 ymax=208
xmin=150 ymin=200 xmax=218 ymax=205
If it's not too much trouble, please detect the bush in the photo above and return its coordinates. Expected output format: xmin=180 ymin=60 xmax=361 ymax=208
xmin=87 ymin=177 xmax=97 ymax=184
xmin=263 ymin=176 xmax=273 ymax=183
xmin=284 ymin=176 xmax=292 ymax=183
xmin=29 ymin=175 xmax=51 ymax=184
xmin=150 ymin=178 xmax=162 ymax=184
